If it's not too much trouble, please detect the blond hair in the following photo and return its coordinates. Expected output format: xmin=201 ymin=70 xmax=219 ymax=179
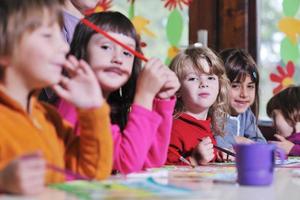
xmin=169 ymin=46 xmax=230 ymax=136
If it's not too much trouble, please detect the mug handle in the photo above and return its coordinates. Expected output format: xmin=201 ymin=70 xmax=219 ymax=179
xmin=274 ymin=147 xmax=286 ymax=165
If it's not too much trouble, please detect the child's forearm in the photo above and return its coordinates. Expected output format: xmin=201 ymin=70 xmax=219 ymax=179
xmin=66 ymin=102 xmax=113 ymax=180
xmin=133 ymin=92 xmax=155 ymax=110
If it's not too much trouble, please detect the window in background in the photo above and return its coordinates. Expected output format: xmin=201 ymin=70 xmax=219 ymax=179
xmin=258 ymin=0 xmax=300 ymax=120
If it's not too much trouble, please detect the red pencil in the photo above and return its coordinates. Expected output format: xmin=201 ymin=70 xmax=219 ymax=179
xmin=168 ymin=148 xmax=195 ymax=168
xmin=81 ymin=18 xmax=148 ymax=62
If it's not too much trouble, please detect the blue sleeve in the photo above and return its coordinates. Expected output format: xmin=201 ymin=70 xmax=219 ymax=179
xmin=215 ymin=134 xmax=236 ymax=149
xmin=243 ymin=110 xmax=267 ymax=143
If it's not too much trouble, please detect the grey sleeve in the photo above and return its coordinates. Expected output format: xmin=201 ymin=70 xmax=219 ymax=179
xmin=215 ymin=133 xmax=236 ymax=149
xmin=248 ymin=125 xmax=267 ymax=143
xmin=244 ymin=111 xmax=267 ymax=143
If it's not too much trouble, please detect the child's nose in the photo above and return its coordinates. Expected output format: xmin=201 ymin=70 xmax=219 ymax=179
xmin=111 ymin=50 xmax=123 ymax=65
xmin=199 ymin=79 xmax=208 ymax=88
xmin=240 ymin=87 xmax=248 ymax=97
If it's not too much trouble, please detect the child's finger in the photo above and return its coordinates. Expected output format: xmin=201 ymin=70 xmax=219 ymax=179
xmin=78 ymin=59 xmax=92 ymax=75
xmin=20 ymin=151 xmax=43 ymax=160
xmin=67 ymin=55 xmax=79 ymax=68
xmin=52 ymin=83 xmax=70 ymax=100
xmin=201 ymin=136 xmax=212 ymax=144
xmin=274 ymin=134 xmax=286 ymax=142
xmin=63 ymin=59 xmax=78 ymax=77
xmin=21 ymin=177 xmax=45 ymax=195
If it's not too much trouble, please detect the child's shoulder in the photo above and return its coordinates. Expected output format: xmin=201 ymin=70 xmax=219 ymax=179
xmin=38 ymin=100 xmax=64 ymax=124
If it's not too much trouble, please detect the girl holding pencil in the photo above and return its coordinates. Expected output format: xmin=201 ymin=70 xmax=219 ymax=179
xmin=166 ymin=46 xmax=230 ymax=166
xmin=55 ymin=11 xmax=180 ymax=174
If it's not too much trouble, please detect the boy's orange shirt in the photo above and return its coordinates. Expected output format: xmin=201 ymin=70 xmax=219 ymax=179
xmin=0 ymin=90 xmax=113 ymax=183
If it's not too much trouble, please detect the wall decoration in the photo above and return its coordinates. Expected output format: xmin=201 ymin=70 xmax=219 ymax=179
xmin=270 ymin=0 xmax=300 ymax=94
xmin=163 ymin=0 xmax=192 ymax=64
xmin=84 ymin=1 xmax=189 ymax=65
xmin=269 ymin=61 xmax=295 ymax=94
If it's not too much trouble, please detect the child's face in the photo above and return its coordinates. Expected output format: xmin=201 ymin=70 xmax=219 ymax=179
xmin=179 ymin=63 xmax=219 ymax=114
xmin=87 ymin=32 xmax=135 ymax=97
xmin=11 ymin=18 xmax=69 ymax=89
xmin=229 ymin=74 xmax=255 ymax=115
xmin=71 ymin=0 xmax=99 ymax=11
xmin=272 ymin=110 xmax=294 ymax=138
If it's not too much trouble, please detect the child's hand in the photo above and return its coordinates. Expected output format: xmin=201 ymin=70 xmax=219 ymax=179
xmin=269 ymin=134 xmax=294 ymax=154
xmin=134 ymin=58 xmax=168 ymax=109
xmin=53 ymin=55 xmax=104 ymax=108
xmin=194 ymin=137 xmax=214 ymax=165
xmin=156 ymin=69 xmax=180 ymax=99
xmin=216 ymin=148 xmax=235 ymax=162
xmin=0 ymin=152 xmax=46 ymax=195
xmin=235 ymin=136 xmax=255 ymax=144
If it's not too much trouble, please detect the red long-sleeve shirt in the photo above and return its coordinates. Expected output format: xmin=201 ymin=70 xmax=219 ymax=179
xmin=166 ymin=113 xmax=217 ymax=165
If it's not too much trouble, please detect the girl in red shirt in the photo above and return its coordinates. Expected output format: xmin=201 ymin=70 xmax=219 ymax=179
xmin=166 ymin=46 xmax=229 ymax=166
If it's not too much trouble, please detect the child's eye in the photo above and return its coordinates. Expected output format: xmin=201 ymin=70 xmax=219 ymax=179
xmin=231 ymin=83 xmax=240 ymax=88
xmin=100 ymin=45 xmax=110 ymax=50
xmin=123 ymin=51 xmax=133 ymax=57
xmin=42 ymin=33 xmax=52 ymax=38
xmin=208 ymin=76 xmax=216 ymax=80
xmin=248 ymin=84 xmax=255 ymax=89
xmin=187 ymin=77 xmax=198 ymax=81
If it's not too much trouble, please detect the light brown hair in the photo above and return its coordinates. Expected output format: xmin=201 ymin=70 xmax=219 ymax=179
xmin=169 ymin=46 xmax=230 ymax=136
xmin=0 ymin=0 xmax=64 ymax=76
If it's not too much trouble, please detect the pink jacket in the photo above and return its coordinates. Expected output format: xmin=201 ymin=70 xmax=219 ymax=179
xmin=56 ymin=97 xmax=175 ymax=174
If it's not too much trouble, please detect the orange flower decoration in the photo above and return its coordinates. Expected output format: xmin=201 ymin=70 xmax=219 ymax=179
xmin=85 ymin=0 xmax=112 ymax=15
xmin=269 ymin=61 xmax=295 ymax=94
xmin=163 ymin=0 xmax=193 ymax=10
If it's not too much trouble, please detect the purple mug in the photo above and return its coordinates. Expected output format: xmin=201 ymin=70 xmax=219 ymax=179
xmin=234 ymin=143 xmax=285 ymax=186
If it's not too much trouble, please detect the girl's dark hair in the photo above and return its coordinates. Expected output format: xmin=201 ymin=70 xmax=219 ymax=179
xmin=220 ymin=48 xmax=260 ymax=118
xmin=70 ymin=11 xmax=142 ymax=130
xmin=267 ymin=85 xmax=300 ymax=126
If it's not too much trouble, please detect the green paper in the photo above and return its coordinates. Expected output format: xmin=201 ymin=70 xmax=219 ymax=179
xmin=128 ymin=3 xmax=135 ymax=20
xmin=166 ymin=9 xmax=183 ymax=46
xmin=280 ymin=37 xmax=300 ymax=64
xmin=283 ymin=0 xmax=300 ymax=17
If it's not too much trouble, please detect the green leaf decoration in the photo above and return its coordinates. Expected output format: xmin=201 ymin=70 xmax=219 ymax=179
xmin=283 ymin=0 xmax=300 ymax=17
xmin=128 ymin=3 xmax=135 ymax=20
xmin=280 ymin=37 xmax=300 ymax=64
xmin=165 ymin=57 xmax=171 ymax=66
xmin=166 ymin=9 xmax=183 ymax=46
